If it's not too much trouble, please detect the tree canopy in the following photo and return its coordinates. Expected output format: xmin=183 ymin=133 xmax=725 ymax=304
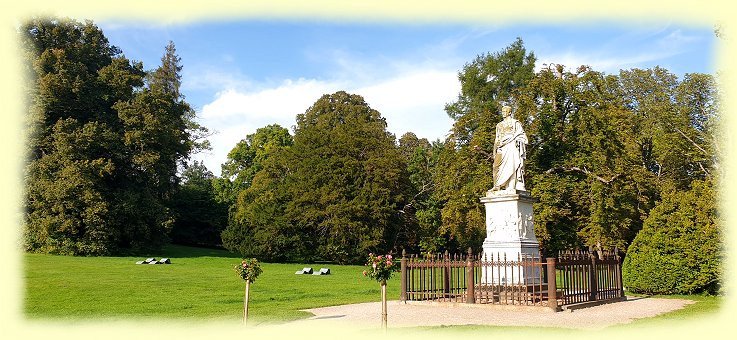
xmin=23 ymin=18 xmax=203 ymax=255
xmin=221 ymin=91 xmax=409 ymax=263
xmin=21 ymin=19 xmax=721 ymax=295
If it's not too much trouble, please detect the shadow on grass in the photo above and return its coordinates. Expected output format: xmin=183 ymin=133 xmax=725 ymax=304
xmin=146 ymin=244 xmax=240 ymax=259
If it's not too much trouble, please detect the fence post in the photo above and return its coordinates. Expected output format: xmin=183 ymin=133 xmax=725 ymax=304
xmin=466 ymin=247 xmax=475 ymax=304
xmin=615 ymin=247 xmax=624 ymax=298
xmin=400 ymin=249 xmax=407 ymax=302
xmin=546 ymin=257 xmax=558 ymax=311
xmin=589 ymin=251 xmax=598 ymax=302
xmin=443 ymin=250 xmax=450 ymax=298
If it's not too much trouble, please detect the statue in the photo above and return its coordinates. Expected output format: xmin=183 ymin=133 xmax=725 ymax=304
xmin=481 ymin=105 xmax=539 ymax=285
xmin=492 ymin=105 xmax=528 ymax=192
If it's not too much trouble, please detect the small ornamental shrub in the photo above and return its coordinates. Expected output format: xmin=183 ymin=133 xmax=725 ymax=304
xmin=235 ymin=258 xmax=263 ymax=283
xmin=363 ymin=253 xmax=399 ymax=284
xmin=623 ymin=180 xmax=721 ymax=295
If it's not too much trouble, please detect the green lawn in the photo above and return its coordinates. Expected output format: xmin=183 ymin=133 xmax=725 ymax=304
xmin=24 ymin=245 xmax=397 ymax=323
xmin=24 ymin=245 xmax=723 ymax=328
xmin=611 ymin=293 xmax=722 ymax=328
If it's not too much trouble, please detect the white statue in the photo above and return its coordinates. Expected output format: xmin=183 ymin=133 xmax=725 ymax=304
xmin=492 ymin=105 xmax=528 ymax=192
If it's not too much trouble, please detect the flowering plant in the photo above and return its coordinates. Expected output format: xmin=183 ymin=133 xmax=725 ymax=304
xmin=234 ymin=258 xmax=263 ymax=283
xmin=362 ymin=252 xmax=399 ymax=284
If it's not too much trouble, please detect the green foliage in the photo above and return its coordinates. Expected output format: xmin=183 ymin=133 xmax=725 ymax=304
xmin=622 ymin=180 xmax=721 ymax=295
xmin=286 ymin=91 xmax=408 ymax=263
xmin=22 ymin=18 xmax=203 ymax=255
xmin=234 ymin=258 xmax=263 ymax=283
xmin=435 ymin=38 xmax=536 ymax=253
xmin=218 ymin=125 xmax=301 ymax=261
xmin=397 ymin=133 xmax=444 ymax=253
xmin=170 ymin=161 xmax=228 ymax=247
xmin=222 ymin=92 xmax=408 ymax=264
xmin=215 ymin=124 xmax=293 ymax=206
xmin=362 ymin=253 xmax=400 ymax=284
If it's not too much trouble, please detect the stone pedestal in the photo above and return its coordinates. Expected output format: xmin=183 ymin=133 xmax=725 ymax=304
xmin=480 ymin=189 xmax=541 ymax=285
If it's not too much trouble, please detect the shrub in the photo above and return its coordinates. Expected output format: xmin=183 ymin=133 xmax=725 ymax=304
xmin=622 ymin=180 xmax=721 ymax=295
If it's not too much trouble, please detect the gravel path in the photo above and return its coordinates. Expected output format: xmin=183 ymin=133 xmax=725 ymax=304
xmin=283 ymin=296 xmax=693 ymax=330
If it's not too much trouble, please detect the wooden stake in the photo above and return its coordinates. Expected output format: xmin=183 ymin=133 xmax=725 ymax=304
xmin=244 ymin=279 xmax=250 ymax=325
xmin=381 ymin=281 xmax=387 ymax=332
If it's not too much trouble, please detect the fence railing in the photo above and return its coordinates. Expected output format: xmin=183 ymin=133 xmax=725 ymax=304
xmin=556 ymin=250 xmax=624 ymax=305
xmin=399 ymin=248 xmax=623 ymax=311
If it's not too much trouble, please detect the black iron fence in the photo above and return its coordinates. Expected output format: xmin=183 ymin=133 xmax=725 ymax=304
xmin=399 ymin=249 xmax=624 ymax=311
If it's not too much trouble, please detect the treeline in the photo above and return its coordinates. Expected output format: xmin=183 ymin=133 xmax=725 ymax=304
xmin=211 ymin=38 xmax=720 ymax=265
xmin=22 ymin=18 xmax=210 ymax=255
xmin=22 ymin=19 xmax=721 ymax=293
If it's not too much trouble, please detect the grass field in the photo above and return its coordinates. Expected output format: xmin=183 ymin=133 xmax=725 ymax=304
xmin=24 ymin=244 xmax=398 ymax=323
xmin=24 ymin=244 xmax=723 ymax=328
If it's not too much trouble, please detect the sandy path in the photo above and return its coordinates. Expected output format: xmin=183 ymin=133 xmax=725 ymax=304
xmin=282 ymin=296 xmax=693 ymax=330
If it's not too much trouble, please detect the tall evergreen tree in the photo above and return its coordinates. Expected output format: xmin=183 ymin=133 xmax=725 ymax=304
xmin=22 ymin=18 xmax=203 ymax=255
xmin=221 ymin=92 xmax=409 ymax=263
xmin=287 ymin=91 xmax=408 ymax=263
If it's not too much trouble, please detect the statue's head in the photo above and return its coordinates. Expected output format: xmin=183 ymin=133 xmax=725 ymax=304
xmin=502 ymin=105 xmax=512 ymax=118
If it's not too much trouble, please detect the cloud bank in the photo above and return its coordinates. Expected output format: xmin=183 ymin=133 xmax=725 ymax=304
xmin=191 ymin=66 xmax=459 ymax=174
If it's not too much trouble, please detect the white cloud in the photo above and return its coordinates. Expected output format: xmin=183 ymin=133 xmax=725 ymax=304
xmin=201 ymin=78 xmax=343 ymax=121
xmin=181 ymin=66 xmax=253 ymax=93
xmin=534 ymin=28 xmax=705 ymax=75
xmin=193 ymin=67 xmax=460 ymax=174
xmin=537 ymin=49 xmax=683 ymax=75
xmin=657 ymin=29 xmax=703 ymax=50
xmin=353 ymin=69 xmax=457 ymax=140
xmin=194 ymin=77 xmax=344 ymax=173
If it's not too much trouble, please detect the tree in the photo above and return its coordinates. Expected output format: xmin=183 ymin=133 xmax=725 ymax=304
xmin=23 ymin=18 xmax=203 ymax=255
xmin=222 ymin=92 xmax=409 ymax=263
xmin=170 ymin=161 xmax=228 ymax=247
xmin=285 ymin=91 xmax=408 ymax=263
xmin=221 ymin=147 xmax=303 ymax=261
xmin=397 ymin=133 xmax=444 ymax=254
xmin=23 ymin=18 xmax=143 ymax=255
xmin=435 ymin=38 xmax=536 ymax=253
xmin=214 ymin=124 xmax=293 ymax=206
xmin=520 ymin=66 xmax=642 ymax=255
xmin=219 ymin=125 xmax=300 ymax=261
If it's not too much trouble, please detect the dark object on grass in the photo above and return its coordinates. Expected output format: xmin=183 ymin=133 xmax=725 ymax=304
xmin=135 ymin=257 xmax=171 ymax=264
xmin=295 ymin=267 xmax=313 ymax=274
xmin=136 ymin=258 xmax=157 ymax=264
xmin=312 ymin=268 xmax=330 ymax=275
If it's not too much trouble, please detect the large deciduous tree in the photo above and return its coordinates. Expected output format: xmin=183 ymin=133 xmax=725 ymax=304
xmin=214 ymin=124 xmax=293 ymax=207
xmin=397 ymin=132 xmax=444 ymax=254
xmin=218 ymin=125 xmax=296 ymax=258
xmin=23 ymin=18 xmax=202 ymax=255
xmin=222 ymin=92 xmax=408 ymax=263
xmin=435 ymin=38 xmax=536 ymax=253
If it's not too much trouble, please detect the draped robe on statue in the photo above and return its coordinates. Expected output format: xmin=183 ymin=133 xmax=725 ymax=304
xmin=493 ymin=116 xmax=528 ymax=192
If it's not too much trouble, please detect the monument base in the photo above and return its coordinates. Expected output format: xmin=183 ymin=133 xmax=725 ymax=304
xmin=480 ymin=190 xmax=541 ymax=285
xmin=481 ymin=239 xmax=541 ymax=285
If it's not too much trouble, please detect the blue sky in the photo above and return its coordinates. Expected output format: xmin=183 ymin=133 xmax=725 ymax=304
xmin=96 ymin=20 xmax=716 ymax=175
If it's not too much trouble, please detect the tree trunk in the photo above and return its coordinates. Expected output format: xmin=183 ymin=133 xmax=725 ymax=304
xmin=381 ymin=281 xmax=387 ymax=331
xmin=243 ymin=279 xmax=250 ymax=325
